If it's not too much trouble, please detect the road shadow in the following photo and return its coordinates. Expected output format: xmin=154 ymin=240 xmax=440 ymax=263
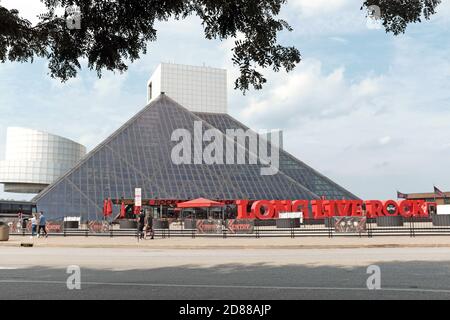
xmin=1 ymin=260 xmax=450 ymax=299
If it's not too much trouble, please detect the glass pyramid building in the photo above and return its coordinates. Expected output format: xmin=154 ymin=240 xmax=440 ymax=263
xmin=33 ymin=94 xmax=358 ymax=220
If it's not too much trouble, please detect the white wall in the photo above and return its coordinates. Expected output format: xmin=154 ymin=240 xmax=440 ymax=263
xmin=0 ymin=127 xmax=86 ymax=187
xmin=147 ymin=64 xmax=161 ymax=103
xmin=437 ymin=205 xmax=450 ymax=215
xmin=147 ymin=63 xmax=227 ymax=113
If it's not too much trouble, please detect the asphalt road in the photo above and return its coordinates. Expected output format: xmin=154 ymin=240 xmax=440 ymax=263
xmin=2 ymin=247 xmax=450 ymax=299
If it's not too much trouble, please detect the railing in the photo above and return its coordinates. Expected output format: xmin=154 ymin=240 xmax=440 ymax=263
xmin=9 ymin=217 xmax=450 ymax=238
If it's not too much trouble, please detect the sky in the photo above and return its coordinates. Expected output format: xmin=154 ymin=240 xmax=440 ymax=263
xmin=0 ymin=0 xmax=449 ymax=201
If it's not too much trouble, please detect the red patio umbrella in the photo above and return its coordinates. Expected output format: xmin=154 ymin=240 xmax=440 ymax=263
xmin=177 ymin=198 xmax=225 ymax=220
xmin=177 ymin=198 xmax=225 ymax=208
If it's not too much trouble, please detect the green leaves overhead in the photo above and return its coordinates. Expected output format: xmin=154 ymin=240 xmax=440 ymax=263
xmin=0 ymin=0 xmax=442 ymax=93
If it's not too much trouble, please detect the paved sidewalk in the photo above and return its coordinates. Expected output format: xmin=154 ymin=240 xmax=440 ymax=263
xmin=3 ymin=235 xmax=450 ymax=249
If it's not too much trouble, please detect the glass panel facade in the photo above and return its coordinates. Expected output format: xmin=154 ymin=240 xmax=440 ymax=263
xmin=34 ymin=95 xmax=357 ymax=220
xmin=194 ymin=112 xmax=358 ymax=200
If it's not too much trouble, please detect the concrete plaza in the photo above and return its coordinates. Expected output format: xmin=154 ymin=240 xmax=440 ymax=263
xmin=4 ymin=235 xmax=450 ymax=250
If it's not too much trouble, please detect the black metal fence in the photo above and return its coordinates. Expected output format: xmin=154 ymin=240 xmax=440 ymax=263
xmin=9 ymin=216 xmax=450 ymax=238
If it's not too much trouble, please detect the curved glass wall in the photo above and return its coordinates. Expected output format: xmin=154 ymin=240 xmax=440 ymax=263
xmin=0 ymin=127 xmax=86 ymax=193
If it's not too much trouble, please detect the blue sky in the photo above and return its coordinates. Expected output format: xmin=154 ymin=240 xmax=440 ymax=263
xmin=1 ymin=0 xmax=450 ymax=200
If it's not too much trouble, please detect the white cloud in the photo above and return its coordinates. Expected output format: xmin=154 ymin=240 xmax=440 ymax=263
xmin=290 ymin=0 xmax=349 ymax=16
xmin=238 ymin=58 xmax=381 ymax=128
xmin=284 ymin=0 xmax=450 ymax=37
xmin=432 ymin=0 xmax=450 ymax=25
xmin=282 ymin=0 xmax=369 ymax=37
xmin=378 ymin=136 xmax=391 ymax=145
xmin=93 ymin=72 xmax=128 ymax=97
xmin=232 ymin=33 xmax=450 ymax=199
xmin=329 ymin=36 xmax=349 ymax=44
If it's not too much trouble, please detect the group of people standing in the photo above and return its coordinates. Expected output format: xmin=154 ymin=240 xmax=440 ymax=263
xmin=29 ymin=212 xmax=48 ymax=238
xmin=137 ymin=210 xmax=154 ymax=240
xmin=19 ymin=210 xmax=154 ymax=239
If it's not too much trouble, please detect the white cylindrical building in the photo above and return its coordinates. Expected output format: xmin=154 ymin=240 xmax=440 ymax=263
xmin=0 ymin=127 xmax=86 ymax=193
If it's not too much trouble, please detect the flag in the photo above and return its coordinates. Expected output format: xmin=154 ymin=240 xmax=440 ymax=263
xmin=397 ymin=191 xmax=408 ymax=199
xmin=119 ymin=200 xmax=126 ymax=219
xmin=434 ymin=186 xmax=447 ymax=198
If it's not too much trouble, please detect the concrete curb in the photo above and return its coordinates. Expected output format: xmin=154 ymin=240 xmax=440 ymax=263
xmin=3 ymin=242 xmax=450 ymax=250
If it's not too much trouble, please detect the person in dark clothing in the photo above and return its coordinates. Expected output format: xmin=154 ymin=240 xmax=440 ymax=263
xmin=145 ymin=212 xmax=154 ymax=240
xmin=137 ymin=210 xmax=145 ymax=239
xmin=38 ymin=212 xmax=48 ymax=238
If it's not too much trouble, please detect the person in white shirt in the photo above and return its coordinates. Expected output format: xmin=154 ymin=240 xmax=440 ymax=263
xmin=30 ymin=214 xmax=37 ymax=238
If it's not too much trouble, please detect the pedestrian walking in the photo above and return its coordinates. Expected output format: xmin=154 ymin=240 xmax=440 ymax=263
xmin=137 ymin=210 xmax=145 ymax=239
xmin=18 ymin=210 xmax=24 ymax=234
xmin=38 ymin=212 xmax=48 ymax=238
xmin=30 ymin=214 xmax=37 ymax=239
xmin=145 ymin=211 xmax=154 ymax=240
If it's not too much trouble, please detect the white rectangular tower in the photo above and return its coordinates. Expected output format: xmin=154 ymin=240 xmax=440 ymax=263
xmin=147 ymin=63 xmax=227 ymax=113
